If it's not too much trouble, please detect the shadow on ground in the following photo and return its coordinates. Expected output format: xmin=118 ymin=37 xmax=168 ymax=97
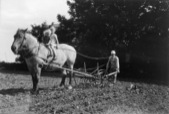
xmin=0 ymin=87 xmax=51 ymax=95
xmin=0 ymin=88 xmax=30 ymax=95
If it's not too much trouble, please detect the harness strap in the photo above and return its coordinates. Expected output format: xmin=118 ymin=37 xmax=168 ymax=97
xmin=18 ymin=32 xmax=26 ymax=51
xmin=23 ymin=43 xmax=40 ymax=58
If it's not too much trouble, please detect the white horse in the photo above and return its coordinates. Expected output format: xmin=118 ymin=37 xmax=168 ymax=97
xmin=11 ymin=29 xmax=77 ymax=93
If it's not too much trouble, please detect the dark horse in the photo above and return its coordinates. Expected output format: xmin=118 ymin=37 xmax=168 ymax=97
xmin=11 ymin=29 xmax=77 ymax=93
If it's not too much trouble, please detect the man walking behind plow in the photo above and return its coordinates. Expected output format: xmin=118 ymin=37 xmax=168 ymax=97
xmin=106 ymin=50 xmax=120 ymax=83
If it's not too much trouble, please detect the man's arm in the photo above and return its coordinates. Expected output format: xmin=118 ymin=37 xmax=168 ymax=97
xmin=116 ymin=57 xmax=120 ymax=73
xmin=106 ymin=57 xmax=110 ymax=72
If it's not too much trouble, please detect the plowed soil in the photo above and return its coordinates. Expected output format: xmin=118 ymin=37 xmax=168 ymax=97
xmin=0 ymin=71 xmax=168 ymax=114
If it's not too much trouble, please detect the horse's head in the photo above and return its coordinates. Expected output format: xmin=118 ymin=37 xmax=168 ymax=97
xmin=11 ymin=28 xmax=38 ymax=55
xmin=11 ymin=28 xmax=28 ymax=54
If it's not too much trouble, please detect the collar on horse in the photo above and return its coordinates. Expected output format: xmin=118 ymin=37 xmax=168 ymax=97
xmin=22 ymin=44 xmax=40 ymax=58
xmin=19 ymin=32 xmax=40 ymax=58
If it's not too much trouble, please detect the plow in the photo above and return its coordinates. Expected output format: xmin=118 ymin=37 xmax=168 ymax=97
xmin=59 ymin=62 xmax=118 ymax=85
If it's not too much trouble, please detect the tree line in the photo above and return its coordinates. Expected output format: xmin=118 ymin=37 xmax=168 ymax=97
xmin=19 ymin=0 xmax=169 ymax=79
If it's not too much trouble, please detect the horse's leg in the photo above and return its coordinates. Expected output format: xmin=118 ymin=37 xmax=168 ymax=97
xmin=31 ymin=65 xmax=41 ymax=93
xmin=59 ymin=69 xmax=67 ymax=87
xmin=68 ymin=64 xmax=74 ymax=89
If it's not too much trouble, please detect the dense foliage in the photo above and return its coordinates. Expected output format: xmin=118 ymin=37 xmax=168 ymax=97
xmin=57 ymin=0 xmax=168 ymax=53
xmin=25 ymin=0 xmax=169 ymax=78
xmin=56 ymin=0 xmax=169 ymax=77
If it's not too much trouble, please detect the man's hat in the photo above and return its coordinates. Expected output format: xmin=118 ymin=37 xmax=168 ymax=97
xmin=111 ymin=50 xmax=116 ymax=55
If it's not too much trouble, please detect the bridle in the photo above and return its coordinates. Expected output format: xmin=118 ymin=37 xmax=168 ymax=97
xmin=18 ymin=32 xmax=27 ymax=51
xmin=17 ymin=31 xmax=40 ymax=58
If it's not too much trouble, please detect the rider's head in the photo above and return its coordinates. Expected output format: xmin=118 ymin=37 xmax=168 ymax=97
xmin=50 ymin=26 xmax=56 ymax=34
xmin=44 ymin=29 xmax=51 ymax=37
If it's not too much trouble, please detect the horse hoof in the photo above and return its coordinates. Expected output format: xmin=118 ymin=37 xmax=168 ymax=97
xmin=68 ymin=85 xmax=73 ymax=90
xmin=31 ymin=90 xmax=38 ymax=95
xmin=59 ymin=85 xmax=65 ymax=89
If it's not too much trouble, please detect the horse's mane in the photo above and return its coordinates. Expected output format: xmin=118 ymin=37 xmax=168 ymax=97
xmin=17 ymin=29 xmax=31 ymax=34
xmin=25 ymin=30 xmax=32 ymax=34
xmin=18 ymin=29 xmax=39 ymax=42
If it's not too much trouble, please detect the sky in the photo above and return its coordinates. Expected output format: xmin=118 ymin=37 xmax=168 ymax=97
xmin=0 ymin=0 xmax=70 ymax=62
